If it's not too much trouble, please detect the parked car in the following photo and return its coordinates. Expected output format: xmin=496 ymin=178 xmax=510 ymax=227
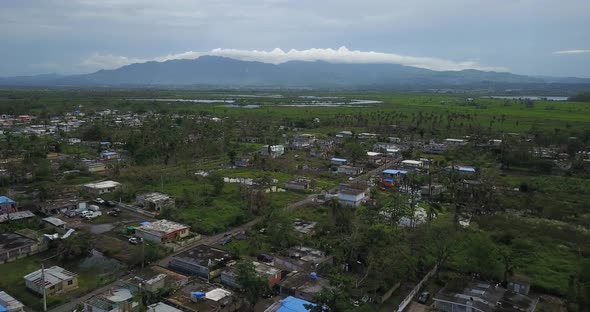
xmin=80 ymin=210 xmax=93 ymax=217
xmin=107 ymin=210 xmax=120 ymax=217
xmin=257 ymin=253 xmax=274 ymax=263
xmin=104 ymin=200 xmax=116 ymax=208
xmin=84 ymin=211 xmax=102 ymax=220
xmin=218 ymin=237 xmax=232 ymax=245
xmin=418 ymin=291 xmax=430 ymax=304
xmin=128 ymin=237 xmax=143 ymax=245
xmin=94 ymin=198 xmax=106 ymax=205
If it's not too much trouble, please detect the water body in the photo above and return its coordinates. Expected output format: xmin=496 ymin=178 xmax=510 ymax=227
xmin=486 ymin=96 xmax=569 ymax=101
xmin=89 ymin=223 xmax=115 ymax=234
xmin=79 ymin=249 xmax=124 ymax=272
xmin=129 ymin=98 xmax=235 ymax=103
xmin=282 ymin=99 xmax=383 ymax=107
xmin=224 ymin=104 xmax=260 ymax=108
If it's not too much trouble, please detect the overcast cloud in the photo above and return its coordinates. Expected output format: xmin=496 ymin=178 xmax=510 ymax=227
xmin=1 ymin=0 xmax=589 ymax=77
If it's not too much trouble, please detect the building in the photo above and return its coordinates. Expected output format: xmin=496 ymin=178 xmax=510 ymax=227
xmin=165 ymin=280 xmax=242 ymax=312
xmin=169 ymin=245 xmax=232 ymax=279
xmin=136 ymin=220 xmax=190 ymax=244
xmin=221 ymin=261 xmax=282 ymax=289
xmin=273 ymin=246 xmax=333 ymax=273
xmin=366 ymin=152 xmax=383 ymax=165
xmin=84 ymin=288 xmax=140 ymax=312
xmin=381 ymin=169 xmax=408 ymax=187
xmin=0 ymin=196 xmax=17 ymax=214
xmin=433 ymin=281 xmax=538 ymax=312
xmin=444 ymin=138 xmax=467 ymax=145
xmin=337 ymin=188 xmax=367 ymax=208
xmin=24 ymin=266 xmax=78 ymax=296
xmin=39 ymin=198 xmax=83 ymax=215
xmin=420 ymin=184 xmax=447 ymax=197
xmin=337 ymin=165 xmax=364 ymax=176
xmin=446 ymin=165 xmax=477 ymax=174
xmin=401 ymin=160 xmax=423 ymax=168
xmin=122 ymin=266 xmax=189 ymax=294
xmin=293 ymin=219 xmax=317 ymax=235
xmin=42 ymin=217 xmax=67 ymax=229
xmin=0 ymin=291 xmax=24 ymax=312
xmin=136 ymin=193 xmax=175 ymax=212
xmin=87 ymin=162 xmax=107 ymax=173
xmin=260 ymin=145 xmax=285 ymax=158
xmin=278 ymin=272 xmax=331 ymax=302
xmin=0 ymin=232 xmax=46 ymax=264
xmin=330 ymin=158 xmax=348 ymax=166
xmin=146 ymin=302 xmax=183 ymax=312
xmin=284 ymin=178 xmax=314 ymax=191
xmin=100 ymin=151 xmax=119 ymax=160
xmin=83 ymin=181 xmax=121 ymax=196
xmin=0 ymin=210 xmax=35 ymax=223
xmin=264 ymin=296 xmax=316 ymax=312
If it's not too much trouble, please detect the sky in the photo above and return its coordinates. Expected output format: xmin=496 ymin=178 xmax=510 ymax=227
xmin=1 ymin=0 xmax=589 ymax=77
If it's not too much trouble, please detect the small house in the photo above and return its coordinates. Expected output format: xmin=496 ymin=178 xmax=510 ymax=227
xmin=284 ymin=178 xmax=314 ymax=191
xmin=221 ymin=261 xmax=282 ymax=288
xmin=337 ymin=188 xmax=367 ymax=207
xmin=278 ymin=272 xmax=331 ymax=302
xmin=84 ymin=288 xmax=140 ymax=312
xmin=330 ymin=157 xmax=348 ymax=166
xmin=260 ymin=145 xmax=285 ymax=158
xmin=24 ymin=266 xmax=78 ymax=296
xmin=87 ymin=162 xmax=107 ymax=173
xmin=366 ymin=152 xmax=383 ymax=165
xmin=169 ymin=245 xmax=232 ymax=279
xmin=337 ymin=165 xmax=363 ymax=176
xmin=273 ymin=246 xmax=333 ymax=273
xmin=401 ymin=160 xmax=423 ymax=168
xmin=264 ymin=296 xmax=316 ymax=312
xmin=0 ymin=196 xmax=17 ymax=214
xmin=0 ymin=232 xmax=46 ymax=264
xmin=444 ymin=138 xmax=466 ymax=145
xmin=100 ymin=151 xmax=119 ymax=160
xmin=136 ymin=192 xmax=175 ymax=212
xmin=136 ymin=220 xmax=190 ymax=244
xmin=83 ymin=181 xmax=121 ymax=196
xmin=420 ymin=184 xmax=447 ymax=197
xmin=166 ymin=280 xmax=242 ymax=312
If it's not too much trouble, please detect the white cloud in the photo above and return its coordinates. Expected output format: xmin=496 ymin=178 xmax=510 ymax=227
xmin=554 ymin=49 xmax=590 ymax=54
xmin=80 ymin=47 xmax=505 ymax=72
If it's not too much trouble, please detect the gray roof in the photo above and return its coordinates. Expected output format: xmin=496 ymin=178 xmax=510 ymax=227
xmin=172 ymin=244 xmax=231 ymax=267
xmin=434 ymin=281 xmax=537 ymax=312
xmin=0 ymin=291 xmax=24 ymax=311
xmin=147 ymin=302 xmax=183 ymax=312
xmin=24 ymin=266 xmax=78 ymax=287
xmin=0 ymin=232 xmax=36 ymax=253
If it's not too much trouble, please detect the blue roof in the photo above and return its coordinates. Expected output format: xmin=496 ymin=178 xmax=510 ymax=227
xmin=383 ymin=178 xmax=394 ymax=183
xmin=101 ymin=151 xmax=118 ymax=156
xmin=277 ymin=296 xmax=315 ymax=312
xmin=383 ymin=169 xmax=408 ymax=175
xmin=0 ymin=303 xmax=7 ymax=312
xmin=140 ymin=221 xmax=151 ymax=226
xmin=0 ymin=196 xmax=15 ymax=204
xmin=330 ymin=158 xmax=347 ymax=162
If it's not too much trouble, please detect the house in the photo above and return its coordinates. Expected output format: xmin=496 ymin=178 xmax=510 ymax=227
xmin=67 ymin=138 xmax=82 ymax=145
xmin=433 ymin=281 xmax=538 ymax=312
xmin=284 ymin=178 xmax=314 ymax=191
xmin=233 ymin=158 xmax=251 ymax=168
xmin=336 ymin=131 xmax=353 ymax=138
xmin=278 ymin=272 xmax=331 ymax=302
xmin=423 ymin=143 xmax=446 ymax=154
xmin=337 ymin=188 xmax=367 ymax=207
xmin=507 ymin=275 xmax=531 ymax=295
xmin=260 ymin=145 xmax=285 ymax=158
xmin=0 ymin=210 xmax=35 ymax=223
xmin=420 ymin=184 xmax=447 ymax=197
xmin=291 ymin=134 xmax=316 ymax=149
xmin=83 ymin=181 xmax=121 ymax=195
xmin=100 ymin=151 xmax=119 ymax=160
xmin=136 ymin=193 xmax=175 ymax=212
xmin=330 ymin=157 xmax=348 ymax=166
xmin=169 ymin=245 xmax=232 ymax=279
xmin=84 ymin=288 xmax=140 ymax=312
xmin=39 ymin=198 xmax=82 ymax=215
xmin=447 ymin=165 xmax=476 ymax=174
xmin=122 ymin=266 xmax=189 ymax=294
xmin=273 ymin=246 xmax=333 ymax=273
xmin=24 ymin=266 xmax=78 ymax=296
xmin=165 ymin=280 xmax=242 ymax=312
xmin=444 ymin=138 xmax=467 ymax=145
xmin=87 ymin=162 xmax=107 ymax=173
xmin=401 ymin=160 xmax=424 ymax=168
xmin=136 ymin=220 xmax=190 ymax=244
xmin=366 ymin=152 xmax=383 ymax=165
xmin=221 ymin=261 xmax=282 ymax=288
xmin=382 ymin=169 xmax=408 ymax=185
xmin=264 ymin=296 xmax=316 ymax=312
xmin=0 ymin=232 xmax=47 ymax=264
xmin=146 ymin=302 xmax=183 ymax=312
xmin=0 ymin=196 xmax=17 ymax=214
xmin=0 ymin=291 xmax=25 ymax=312
xmin=42 ymin=217 xmax=67 ymax=229
xmin=337 ymin=165 xmax=363 ymax=176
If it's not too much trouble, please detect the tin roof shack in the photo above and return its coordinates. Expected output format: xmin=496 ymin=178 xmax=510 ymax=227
xmin=264 ymin=296 xmax=316 ymax=312
xmin=273 ymin=246 xmax=333 ymax=273
xmin=0 ymin=291 xmax=25 ymax=312
xmin=0 ymin=211 xmax=35 ymax=223
xmin=0 ymin=232 xmax=46 ymax=264
xmin=169 ymin=245 xmax=232 ymax=279
xmin=42 ymin=217 xmax=67 ymax=230
xmin=100 ymin=151 xmax=120 ymax=161
xmin=433 ymin=281 xmax=538 ymax=312
xmin=221 ymin=261 xmax=282 ymax=289
xmin=165 ymin=280 xmax=242 ymax=312
xmin=0 ymin=196 xmax=17 ymax=214
xmin=84 ymin=288 xmax=140 ymax=312
xmin=24 ymin=266 xmax=78 ymax=296
xmin=279 ymin=272 xmax=331 ymax=302
xmin=39 ymin=197 xmax=83 ymax=215
xmin=446 ymin=165 xmax=477 ymax=175
xmin=284 ymin=178 xmax=315 ymax=191
xmin=136 ymin=193 xmax=175 ymax=213
xmin=337 ymin=188 xmax=367 ymax=208
xmin=83 ymin=181 xmax=121 ymax=196
xmin=136 ymin=220 xmax=190 ymax=244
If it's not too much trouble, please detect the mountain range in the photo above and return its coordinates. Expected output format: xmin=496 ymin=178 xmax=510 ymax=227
xmin=1 ymin=56 xmax=589 ymax=90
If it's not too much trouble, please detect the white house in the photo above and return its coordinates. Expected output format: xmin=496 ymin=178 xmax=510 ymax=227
xmin=401 ymin=160 xmax=423 ymax=168
xmin=83 ymin=181 xmax=121 ymax=196
xmin=136 ymin=220 xmax=191 ymax=244
xmin=24 ymin=266 xmax=78 ymax=296
xmin=337 ymin=188 xmax=367 ymax=207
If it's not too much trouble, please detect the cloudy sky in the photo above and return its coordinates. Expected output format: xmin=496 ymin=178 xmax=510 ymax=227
xmin=1 ymin=0 xmax=589 ymax=77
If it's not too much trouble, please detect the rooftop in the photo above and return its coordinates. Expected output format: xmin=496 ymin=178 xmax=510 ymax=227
xmin=339 ymin=188 xmax=366 ymax=196
xmin=84 ymin=180 xmax=121 ymax=189
xmin=24 ymin=266 xmax=78 ymax=288
xmin=279 ymin=272 xmax=330 ymax=296
xmin=147 ymin=302 xmax=183 ymax=312
xmin=0 ymin=232 xmax=37 ymax=253
xmin=0 ymin=196 xmax=15 ymax=204
xmin=0 ymin=291 xmax=24 ymax=312
xmin=137 ymin=219 xmax=190 ymax=236
xmin=42 ymin=217 xmax=67 ymax=227
xmin=383 ymin=169 xmax=408 ymax=175
xmin=284 ymin=246 xmax=330 ymax=264
xmin=0 ymin=210 xmax=35 ymax=223
xmin=265 ymin=296 xmax=316 ymax=312
xmin=172 ymin=244 xmax=231 ymax=267
xmin=434 ymin=281 xmax=537 ymax=312
xmin=167 ymin=280 xmax=237 ymax=312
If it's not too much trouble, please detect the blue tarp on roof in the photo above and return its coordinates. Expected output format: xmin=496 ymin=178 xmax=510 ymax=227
xmin=0 ymin=303 xmax=8 ymax=312
xmin=100 ymin=141 xmax=111 ymax=145
xmin=383 ymin=169 xmax=408 ymax=175
xmin=383 ymin=178 xmax=394 ymax=183
xmin=140 ymin=221 xmax=151 ymax=226
xmin=277 ymin=296 xmax=315 ymax=312
xmin=0 ymin=196 xmax=15 ymax=204
xmin=101 ymin=151 xmax=118 ymax=156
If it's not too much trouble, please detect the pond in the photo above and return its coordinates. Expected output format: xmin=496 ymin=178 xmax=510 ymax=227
xmin=78 ymin=249 xmax=125 ymax=273
xmin=486 ymin=96 xmax=569 ymax=101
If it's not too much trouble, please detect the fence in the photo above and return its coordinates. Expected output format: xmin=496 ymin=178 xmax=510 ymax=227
xmin=396 ymin=264 xmax=438 ymax=312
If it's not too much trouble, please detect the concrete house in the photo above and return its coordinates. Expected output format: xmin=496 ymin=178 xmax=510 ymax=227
xmin=100 ymin=151 xmax=119 ymax=161
xmin=0 ymin=232 xmax=47 ymax=264
xmin=84 ymin=288 xmax=140 ymax=312
xmin=136 ymin=220 xmax=190 ymax=244
xmin=169 ymin=245 xmax=232 ymax=279
xmin=337 ymin=188 xmax=367 ymax=208
xmin=284 ymin=178 xmax=314 ymax=191
xmin=279 ymin=272 xmax=331 ymax=302
xmin=165 ymin=280 xmax=242 ymax=312
xmin=330 ymin=158 xmax=348 ymax=166
xmin=0 ymin=291 xmax=24 ymax=312
xmin=273 ymin=246 xmax=333 ymax=273
xmin=221 ymin=261 xmax=282 ymax=289
xmin=260 ymin=145 xmax=285 ymax=158
xmin=337 ymin=165 xmax=364 ymax=176
xmin=83 ymin=181 xmax=121 ymax=196
xmin=136 ymin=193 xmax=175 ymax=212
xmin=401 ymin=160 xmax=424 ymax=168
xmin=0 ymin=196 xmax=17 ymax=214
xmin=24 ymin=266 xmax=78 ymax=296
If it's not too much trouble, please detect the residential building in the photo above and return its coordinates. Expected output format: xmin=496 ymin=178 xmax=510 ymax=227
xmin=221 ymin=261 xmax=282 ymax=288
xmin=24 ymin=266 xmax=78 ymax=296
xmin=279 ymin=272 xmax=331 ymax=302
xmin=264 ymin=296 xmax=316 ymax=312
xmin=433 ymin=281 xmax=538 ymax=312
xmin=0 ymin=196 xmax=17 ymax=214
xmin=381 ymin=169 xmax=408 ymax=187
xmin=0 ymin=232 xmax=46 ymax=264
xmin=284 ymin=178 xmax=314 ymax=191
xmin=420 ymin=184 xmax=447 ymax=197
xmin=337 ymin=188 xmax=367 ymax=207
xmin=165 ymin=280 xmax=242 ymax=312
xmin=446 ymin=165 xmax=477 ymax=174
xmin=260 ymin=145 xmax=285 ymax=158
xmin=146 ymin=302 xmax=183 ymax=312
xmin=136 ymin=193 xmax=175 ymax=212
xmin=330 ymin=158 xmax=347 ymax=166
xmin=444 ymin=138 xmax=467 ymax=145
xmin=366 ymin=152 xmax=383 ymax=165
xmin=0 ymin=291 xmax=25 ymax=312
xmin=84 ymin=288 xmax=140 ymax=312
xmin=122 ymin=266 xmax=189 ymax=294
xmin=337 ymin=165 xmax=363 ymax=176
xmin=169 ymin=245 xmax=232 ymax=279
xmin=83 ymin=181 xmax=121 ymax=196
xmin=42 ymin=217 xmax=67 ymax=229
xmin=273 ymin=246 xmax=333 ymax=272
xmin=100 ymin=151 xmax=119 ymax=160
xmin=87 ymin=162 xmax=107 ymax=173
xmin=401 ymin=160 xmax=424 ymax=168
xmin=136 ymin=220 xmax=190 ymax=244
xmin=0 ymin=211 xmax=35 ymax=223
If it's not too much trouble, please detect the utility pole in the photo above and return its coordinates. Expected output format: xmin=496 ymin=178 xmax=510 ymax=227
xmin=41 ymin=263 xmax=47 ymax=312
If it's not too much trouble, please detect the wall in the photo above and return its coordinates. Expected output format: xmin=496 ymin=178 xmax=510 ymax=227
xmin=395 ymin=264 xmax=438 ymax=312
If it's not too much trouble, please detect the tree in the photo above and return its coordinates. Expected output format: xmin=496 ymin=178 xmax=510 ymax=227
xmin=348 ymin=142 xmax=366 ymax=165
xmin=235 ymin=261 xmax=269 ymax=306
xmin=57 ymin=232 xmax=93 ymax=261
xmin=424 ymin=221 xmax=457 ymax=277
xmin=465 ymin=232 xmax=500 ymax=278
xmin=304 ymin=288 xmax=350 ymax=312
xmin=207 ymin=172 xmax=225 ymax=196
